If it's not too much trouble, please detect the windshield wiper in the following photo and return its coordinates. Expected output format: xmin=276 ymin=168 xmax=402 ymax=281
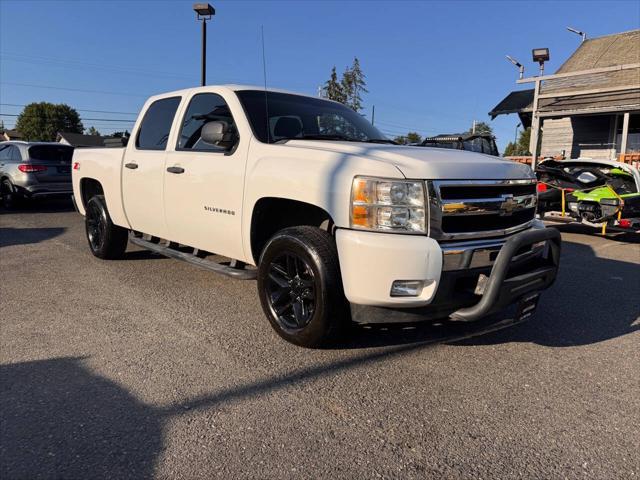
xmin=365 ymin=138 xmax=398 ymax=145
xmin=274 ymin=134 xmax=352 ymax=143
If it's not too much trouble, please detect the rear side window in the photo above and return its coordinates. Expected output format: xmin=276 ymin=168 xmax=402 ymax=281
xmin=136 ymin=97 xmax=181 ymax=150
xmin=29 ymin=145 xmax=73 ymax=162
xmin=10 ymin=146 xmax=22 ymax=161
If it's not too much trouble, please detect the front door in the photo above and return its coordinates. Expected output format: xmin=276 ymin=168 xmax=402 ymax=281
xmin=122 ymin=96 xmax=181 ymax=238
xmin=163 ymin=92 xmax=246 ymax=261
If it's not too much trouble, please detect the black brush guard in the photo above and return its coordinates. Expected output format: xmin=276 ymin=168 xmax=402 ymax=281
xmin=450 ymin=228 xmax=561 ymax=322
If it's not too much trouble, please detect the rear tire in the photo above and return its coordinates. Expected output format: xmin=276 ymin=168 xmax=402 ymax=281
xmin=1 ymin=179 xmax=23 ymax=210
xmin=257 ymin=226 xmax=349 ymax=348
xmin=85 ymin=195 xmax=128 ymax=259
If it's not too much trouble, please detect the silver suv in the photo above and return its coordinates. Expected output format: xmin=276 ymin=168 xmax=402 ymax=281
xmin=0 ymin=141 xmax=73 ymax=209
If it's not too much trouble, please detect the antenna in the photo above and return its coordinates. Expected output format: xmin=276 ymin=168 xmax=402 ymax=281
xmin=506 ymin=55 xmax=524 ymax=79
xmin=261 ymin=25 xmax=270 ymax=143
xmin=567 ymin=26 xmax=586 ymax=42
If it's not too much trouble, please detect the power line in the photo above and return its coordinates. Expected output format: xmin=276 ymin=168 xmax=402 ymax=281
xmin=0 ymin=81 xmax=149 ymax=97
xmin=0 ymin=113 xmax=135 ymax=123
xmin=0 ymin=52 xmax=195 ymax=80
xmin=0 ymin=103 xmax=137 ymax=115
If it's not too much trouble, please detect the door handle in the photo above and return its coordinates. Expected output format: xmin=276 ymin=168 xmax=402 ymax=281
xmin=125 ymin=163 xmax=138 ymax=169
xmin=167 ymin=166 xmax=185 ymax=174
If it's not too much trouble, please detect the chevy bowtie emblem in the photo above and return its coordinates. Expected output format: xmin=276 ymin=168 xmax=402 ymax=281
xmin=499 ymin=194 xmax=518 ymax=216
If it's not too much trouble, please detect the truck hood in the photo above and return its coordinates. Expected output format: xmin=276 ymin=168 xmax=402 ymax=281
xmin=282 ymin=141 xmax=535 ymax=180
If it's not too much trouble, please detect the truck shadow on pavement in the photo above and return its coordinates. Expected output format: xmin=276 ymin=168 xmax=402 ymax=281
xmin=0 ymin=227 xmax=66 ymax=248
xmin=0 ymin=357 xmax=164 ymax=480
xmin=453 ymin=238 xmax=639 ymax=348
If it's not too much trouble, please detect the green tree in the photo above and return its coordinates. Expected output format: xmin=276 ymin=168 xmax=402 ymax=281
xmin=86 ymin=126 xmax=101 ymax=136
xmin=322 ymin=66 xmax=347 ymax=104
xmin=466 ymin=121 xmax=493 ymax=136
xmin=342 ymin=57 xmax=368 ymax=112
xmin=322 ymin=58 xmax=368 ymax=112
xmin=393 ymin=132 xmax=422 ymax=145
xmin=15 ymin=102 xmax=83 ymax=141
xmin=503 ymin=127 xmax=531 ymax=156
xmin=111 ymin=130 xmax=130 ymax=138
xmin=406 ymin=132 xmax=422 ymax=144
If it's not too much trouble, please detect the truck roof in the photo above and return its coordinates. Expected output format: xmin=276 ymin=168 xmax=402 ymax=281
xmin=146 ymin=84 xmax=335 ymax=103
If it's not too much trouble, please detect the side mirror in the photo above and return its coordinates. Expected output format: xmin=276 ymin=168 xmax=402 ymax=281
xmin=201 ymin=121 xmax=228 ymax=145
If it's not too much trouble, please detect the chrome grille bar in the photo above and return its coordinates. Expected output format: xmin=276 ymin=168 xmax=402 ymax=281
xmin=428 ymin=179 xmax=537 ymax=241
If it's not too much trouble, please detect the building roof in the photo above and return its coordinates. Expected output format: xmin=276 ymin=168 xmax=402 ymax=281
xmin=490 ymin=29 xmax=640 ymax=121
xmin=57 ymin=132 xmax=105 ymax=147
xmin=489 ymin=89 xmax=534 ymax=119
xmin=556 ymin=29 xmax=640 ymax=73
xmin=1 ymin=129 xmax=23 ymax=140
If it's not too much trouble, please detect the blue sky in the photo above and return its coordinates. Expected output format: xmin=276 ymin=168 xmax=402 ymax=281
xmin=1 ymin=0 xmax=639 ymax=151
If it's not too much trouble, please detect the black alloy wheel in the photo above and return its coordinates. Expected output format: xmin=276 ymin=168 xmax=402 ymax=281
xmin=257 ymin=226 xmax=349 ymax=348
xmin=265 ymin=252 xmax=317 ymax=330
xmin=86 ymin=198 xmax=107 ymax=253
xmin=84 ymin=195 xmax=128 ymax=259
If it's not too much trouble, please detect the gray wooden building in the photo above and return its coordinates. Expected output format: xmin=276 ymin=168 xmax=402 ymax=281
xmin=490 ymin=29 xmax=640 ymax=164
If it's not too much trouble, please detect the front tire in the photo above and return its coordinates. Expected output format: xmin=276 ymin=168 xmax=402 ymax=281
xmin=257 ymin=226 xmax=349 ymax=348
xmin=85 ymin=195 xmax=128 ymax=259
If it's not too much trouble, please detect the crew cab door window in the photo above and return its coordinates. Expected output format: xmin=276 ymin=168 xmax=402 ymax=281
xmin=177 ymin=93 xmax=239 ymax=152
xmin=136 ymin=97 xmax=181 ymax=150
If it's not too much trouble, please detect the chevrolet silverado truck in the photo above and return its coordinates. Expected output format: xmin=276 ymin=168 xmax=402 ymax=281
xmin=72 ymin=85 xmax=561 ymax=347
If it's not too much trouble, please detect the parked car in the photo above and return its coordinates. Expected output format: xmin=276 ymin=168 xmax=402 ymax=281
xmin=536 ymin=158 xmax=640 ymax=232
xmin=0 ymin=141 xmax=74 ymax=209
xmin=416 ymin=133 xmax=500 ymax=157
xmin=71 ymin=85 xmax=560 ymax=347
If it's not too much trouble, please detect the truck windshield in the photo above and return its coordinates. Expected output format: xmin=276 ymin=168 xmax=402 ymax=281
xmin=236 ymin=90 xmax=389 ymax=144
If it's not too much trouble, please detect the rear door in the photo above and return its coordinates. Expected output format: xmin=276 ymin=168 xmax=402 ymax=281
xmin=163 ymin=92 xmax=246 ymax=260
xmin=27 ymin=145 xmax=73 ymax=183
xmin=122 ymin=96 xmax=181 ymax=239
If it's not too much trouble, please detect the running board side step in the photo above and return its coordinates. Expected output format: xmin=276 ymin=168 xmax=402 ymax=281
xmin=129 ymin=234 xmax=257 ymax=280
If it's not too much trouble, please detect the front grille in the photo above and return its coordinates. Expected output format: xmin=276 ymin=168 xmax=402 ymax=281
xmin=441 ymin=208 xmax=536 ymax=233
xmin=429 ymin=180 xmax=537 ymax=240
xmin=439 ymin=183 xmax=536 ymax=200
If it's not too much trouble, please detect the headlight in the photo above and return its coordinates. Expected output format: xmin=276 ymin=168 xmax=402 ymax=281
xmin=350 ymin=176 xmax=426 ymax=233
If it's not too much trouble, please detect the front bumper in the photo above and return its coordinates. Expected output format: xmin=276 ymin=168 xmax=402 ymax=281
xmin=343 ymin=228 xmax=561 ymax=324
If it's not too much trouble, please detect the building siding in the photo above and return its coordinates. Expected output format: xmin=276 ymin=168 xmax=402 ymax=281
xmin=541 ymin=115 xmax=616 ymax=160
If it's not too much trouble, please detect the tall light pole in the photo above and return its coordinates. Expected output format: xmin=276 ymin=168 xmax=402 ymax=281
xmin=514 ymin=122 xmax=521 ymax=145
xmin=193 ymin=3 xmax=215 ymax=86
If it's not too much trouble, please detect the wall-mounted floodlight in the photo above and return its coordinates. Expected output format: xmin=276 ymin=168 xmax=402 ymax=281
xmin=506 ymin=55 xmax=524 ymax=79
xmin=567 ymin=27 xmax=586 ymax=42
xmin=532 ymin=48 xmax=550 ymax=76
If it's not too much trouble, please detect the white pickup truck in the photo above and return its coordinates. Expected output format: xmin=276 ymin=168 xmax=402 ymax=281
xmin=72 ymin=85 xmax=560 ymax=347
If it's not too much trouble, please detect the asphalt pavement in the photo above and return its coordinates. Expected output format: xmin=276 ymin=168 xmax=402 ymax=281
xmin=1 ymin=199 xmax=639 ymax=479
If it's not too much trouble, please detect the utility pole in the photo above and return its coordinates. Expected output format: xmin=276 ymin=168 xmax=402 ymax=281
xmin=193 ymin=4 xmax=215 ymax=86
xmin=371 ymin=105 xmax=375 ymax=126
xmin=472 ymin=119 xmax=477 ymax=134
